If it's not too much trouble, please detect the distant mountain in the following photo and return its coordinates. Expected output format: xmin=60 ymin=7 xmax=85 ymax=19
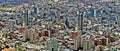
xmin=0 ymin=0 xmax=34 ymax=5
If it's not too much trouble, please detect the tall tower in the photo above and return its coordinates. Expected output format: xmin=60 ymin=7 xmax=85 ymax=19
xmin=22 ymin=10 xmax=29 ymax=41
xmin=34 ymin=6 xmax=38 ymax=15
xmin=117 ymin=16 xmax=120 ymax=30
xmin=78 ymin=12 xmax=84 ymax=31
xmin=7 ymin=19 xmax=14 ymax=32
xmin=90 ymin=8 xmax=97 ymax=17
xmin=47 ymin=39 xmax=52 ymax=51
xmin=65 ymin=17 xmax=70 ymax=28
xmin=73 ymin=36 xmax=80 ymax=50
xmin=29 ymin=29 xmax=38 ymax=43
xmin=23 ymin=10 xmax=29 ymax=26
xmin=53 ymin=38 xmax=58 ymax=51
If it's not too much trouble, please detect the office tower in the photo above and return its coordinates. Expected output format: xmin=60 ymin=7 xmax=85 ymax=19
xmin=7 ymin=20 xmax=14 ymax=32
xmin=29 ymin=29 xmax=37 ymax=43
xmin=83 ymin=39 xmax=87 ymax=50
xmin=117 ymin=16 xmax=120 ymax=29
xmin=78 ymin=12 xmax=84 ymax=31
xmin=86 ymin=40 xmax=91 ymax=50
xmin=73 ymin=36 xmax=80 ymax=50
xmin=83 ymin=37 xmax=92 ymax=51
xmin=56 ymin=8 xmax=60 ymax=18
xmin=48 ymin=30 xmax=51 ymax=37
xmin=53 ymin=38 xmax=58 ymax=51
xmin=90 ymin=8 xmax=97 ymax=17
xmin=47 ymin=40 xmax=52 ymax=51
xmin=22 ymin=10 xmax=29 ymax=41
xmin=80 ymin=37 xmax=84 ymax=48
xmin=23 ymin=10 xmax=29 ymax=26
xmin=73 ymin=39 xmax=78 ymax=50
xmin=0 ymin=14 xmax=2 ymax=20
xmin=65 ymin=17 xmax=70 ymax=28
xmin=22 ymin=28 xmax=27 ymax=41
xmin=34 ymin=6 xmax=38 ymax=14
xmin=50 ymin=10 xmax=56 ymax=18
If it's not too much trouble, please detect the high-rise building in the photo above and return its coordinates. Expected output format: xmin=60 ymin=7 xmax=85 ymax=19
xmin=53 ymin=38 xmax=58 ymax=51
xmin=73 ymin=36 xmax=80 ymax=50
xmin=29 ymin=29 xmax=37 ymax=43
xmin=83 ymin=39 xmax=92 ymax=51
xmin=78 ymin=12 xmax=84 ymax=31
xmin=90 ymin=8 xmax=97 ymax=17
xmin=7 ymin=20 xmax=14 ymax=32
xmin=47 ymin=40 xmax=52 ymax=51
xmin=117 ymin=16 xmax=120 ymax=29
xmin=22 ymin=28 xmax=27 ymax=41
xmin=65 ymin=17 xmax=70 ymax=28
xmin=22 ymin=10 xmax=29 ymax=41
xmin=34 ymin=6 xmax=38 ymax=14
xmin=23 ymin=10 xmax=29 ymax=26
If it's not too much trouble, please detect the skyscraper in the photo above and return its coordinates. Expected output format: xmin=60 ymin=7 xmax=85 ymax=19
xmin=34 ymin=6 xmax=38 ymax=14
xmin=65 ymin=17 xmax=70 ymax=28
xmin=47 ymin=40 xmax=52 ymax=51
xmin=78 ymin=12 xmax=84 ymax=31
xmin=117 ymin=16 xmax=120 ymax=29
xmin=90 ymin=8 xmax=97 ymax=17
xmin=73 ymin=36 xmax=80 ymax=51
xmin=53 ymin=38 xmax=58 ymax=51
xmin=7 ymin=20 xmax=14 ymax=32
xmin=22 ymin=10 xmax=29 ymax=41
xmin=23 ymin=10 xmax=29 ymax=26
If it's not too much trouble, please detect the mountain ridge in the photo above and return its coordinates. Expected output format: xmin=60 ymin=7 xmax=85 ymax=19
xmin=0 ymin=0 xmax=34 ymax=5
